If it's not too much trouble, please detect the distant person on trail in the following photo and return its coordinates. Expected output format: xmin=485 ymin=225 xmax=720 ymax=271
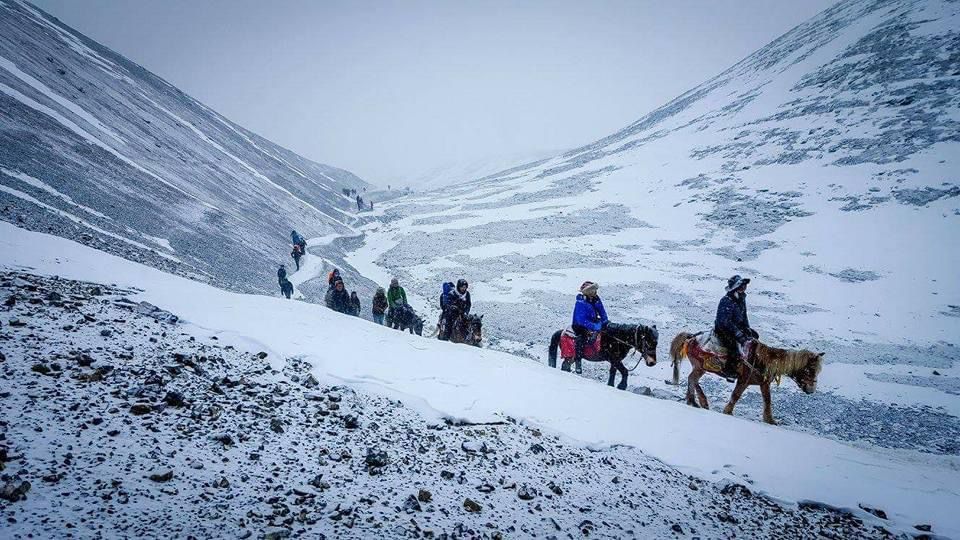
xmin=350 ymin=291 xmax=361 ymax=317
xmin=386 ymin=278 xmax=407 ymax=327
xmin=280 ymin=278 xmax=294 ymax=299
xmin=291 ymin=230 xmax=306 ymax=251
xmin=571 ymin=281 xmax=608 ymax=374
xmin=369 ymin=200 xmax=374 ymax=211
xmin=328 ymin=279 xmax=351 ymax=314
xmin=715 ymin=275 xmax=758 ymax=379
xmin=439 ymin=279 xmax=471 ymax=341
xmin=291 ymin=244 xmax=303 ymax=271
xmin=277 ymin=265 xmax=287 ymax=289
xmin=327 ymin=268 xmax=341 ymax=290
xmin=356 ymin=195 xmax=363 ymax=211
xmin=372 ymin=287 xmax=388 ymax=325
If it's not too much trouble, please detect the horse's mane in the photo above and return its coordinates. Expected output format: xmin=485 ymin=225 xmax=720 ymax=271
xmin=755 ymin=342 xmax=822 ymax=379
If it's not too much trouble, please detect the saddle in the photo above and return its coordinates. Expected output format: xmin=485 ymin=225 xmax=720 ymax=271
xmin=684 ymin=331 xmax=730 ymax=374
xmin=559 ymin=327 xmax=602 ymax=360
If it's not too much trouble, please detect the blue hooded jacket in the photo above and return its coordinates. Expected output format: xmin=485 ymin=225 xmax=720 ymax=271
xmin=572 ymin=294 xmax=608 ymax=332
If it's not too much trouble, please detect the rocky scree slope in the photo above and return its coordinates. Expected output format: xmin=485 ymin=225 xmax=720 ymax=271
xmin=0 ymin=0 xmax=368 ymax=294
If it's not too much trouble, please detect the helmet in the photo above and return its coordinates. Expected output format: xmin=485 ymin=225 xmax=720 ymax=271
xmin=457 ymin=279 xmax=468 ymax=289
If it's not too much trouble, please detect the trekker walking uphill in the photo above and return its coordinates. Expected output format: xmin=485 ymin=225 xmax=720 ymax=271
xmin=386 ymin=278 xmax=407 ymax=327
xmin=571 ymin=281 xmax=608 ymax=374
xmin=327 ymin=268 xmax=341 ymax=290
xmin=327 ymin=279 xmax=351 ymax=314
xmin=291 ymin=244 xmax=303 ymax=271
xmin=290 ymin=230 xmax=307 ymax=253
xmin=277 ymin=265 xmax=287 ymax=293
xmin=715 ymin=275 xmax=759 ymax=379
xmin=439 ymin=279 xmax=471 ymax=341
xmin=350 ymin=291 xmax=361 ymax=317
xmin=372 ymin=287 xmax=388 ymax=325
xmin=280 ymin=278 xmax=293 ymax=299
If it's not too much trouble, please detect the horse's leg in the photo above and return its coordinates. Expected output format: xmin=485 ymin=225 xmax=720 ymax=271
xmin=607 ymin=362 xmax=616 ymax=387
xmin=616 ymin=360 xmax=628 ymax=390
xmin=686 ymin=369 xmax=703 ymax=407
xmin=722 ymin=377 xmax=750 ymax=416
xmin=760 ymin=381 xmax=776 ymax=425
xmin=561 ymin=360 xmax=572 ymax=372
xmin=695 ymin=382 xmax=709 ymax=409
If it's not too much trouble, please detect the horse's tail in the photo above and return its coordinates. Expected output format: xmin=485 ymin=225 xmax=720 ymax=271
xmin=548 ymin=330 xmax=562 ymax=368
xmin=670 ymin=332 xmax=694 ymax=385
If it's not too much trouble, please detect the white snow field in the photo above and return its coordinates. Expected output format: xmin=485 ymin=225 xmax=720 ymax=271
xmin=3 ymin=221 xmax=959 ymax=537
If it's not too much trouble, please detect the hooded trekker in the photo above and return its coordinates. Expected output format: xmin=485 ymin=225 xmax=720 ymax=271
xmin=386 ymin=278 xmax=407 ymax=327
xmin=350 ymin=291 xmax=361 ymax=317
xmin=439 ymin=279 xmax=471 ymax=341
xmin=277 ymin=265 xmax=287 ymax=289
xmin=328 ymin=279 xmax=351 ymax=314
xmin=715 ymin=275 xmax=758 ymax=378
xmin=372 ymin=287 xmax=388 ymax=325
xmin=327 ymin=268 xmax=341 ymax=290
xmin=571 ymin=281 xmax=608 ymax=374
xmin=291 ymin=244 xmax=303 ymax=271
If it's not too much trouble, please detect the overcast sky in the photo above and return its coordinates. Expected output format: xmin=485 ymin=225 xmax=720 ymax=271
xmin=32 ymin=0 xmax=835 ymax=185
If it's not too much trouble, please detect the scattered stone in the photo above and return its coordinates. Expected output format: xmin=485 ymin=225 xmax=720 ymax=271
xmin=463 ymin=498 xmax=482 ymax=513
xmin=148 ymin=470 xmax=173 ymax=483
xmin=343 ymin=414 xmax=360 ymax=430
xmin=270 ymin=418 xmax=285 ymax=433
xmin=0 ymin=478 xmax=31 ymax=502
xmin=130 ymin=403 xmax=153 ymax=415
xmin=528 ymin=443 xmax=546 ymax=454
xmin=858 ymin=504 xmax=887 ymax=520
xmin=547 ymin=481 xmax=563 ymax=496
xmin=403 ymin=494 xmax=422 ymax=513
xmin=517 ymin=486 xmax=536 ymax=501
xmin=365 ymin=448 xmax=389 ymax=470
xmin=100 ymin=329 xmax=112 ymax=337
xmin=31 ymin=363 xmax=50 ymax=375
xmin=417 ymin=489 xmax=432 ymax=503
xmin=163 ymin=390 xmax=186 ymax=407
xmin=915 ymin=524 xmax=932 ymax=532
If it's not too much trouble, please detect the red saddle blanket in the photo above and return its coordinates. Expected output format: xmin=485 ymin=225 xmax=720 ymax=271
xmin=559 ymin=328 xmax=601 ymax=360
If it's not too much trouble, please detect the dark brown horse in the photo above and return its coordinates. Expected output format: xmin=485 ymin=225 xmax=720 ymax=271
xmin=548 ymin=323 xmax=658 ymax=389
xmin=670 ymin=331 xmax=823 ymax=424
xmin=449 ymin=313 xmax=483 ymax=347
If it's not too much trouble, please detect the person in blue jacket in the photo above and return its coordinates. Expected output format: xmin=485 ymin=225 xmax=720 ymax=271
xmin=571 ymin=281 xmax=608 ymax=374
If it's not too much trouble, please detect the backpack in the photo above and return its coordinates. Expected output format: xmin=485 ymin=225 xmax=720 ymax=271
xmin=440 ymin=282 xmax=455 ymax=309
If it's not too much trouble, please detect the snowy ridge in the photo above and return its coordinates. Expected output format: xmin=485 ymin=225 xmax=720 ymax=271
xmin=0 ymin=0 xmax=368 ymax=294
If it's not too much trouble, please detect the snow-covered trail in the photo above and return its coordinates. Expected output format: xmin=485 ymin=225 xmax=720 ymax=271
xmin=287 ymin=234 xmax=340 ymax=299
xmin=2 ymin=221 xmax=958 ymax=537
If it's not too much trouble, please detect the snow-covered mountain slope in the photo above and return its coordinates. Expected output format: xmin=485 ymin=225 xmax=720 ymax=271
xmin=2 ymin=221 xmax=958 ymax=537
xmin=348 ymin=0 xmax=960 ymax=457
xmin=0 ymin=0 xmax=368 ymax=293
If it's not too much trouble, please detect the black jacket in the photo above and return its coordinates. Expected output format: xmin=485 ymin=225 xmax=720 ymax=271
xmin=329 ymin=288 xmax=352 ymax=314
xmin=277 ymin=267 xmax=287 ymax=283
xmin=714 ymin=292 xmax=755 ymax=344
xmin=444 ymin=290 xmax=471 ymax=316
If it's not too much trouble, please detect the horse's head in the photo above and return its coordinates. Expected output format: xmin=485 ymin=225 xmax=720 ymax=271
xmin=466 ymin=314 xmax=483 ymax=347
xmin=637 ymin=324 xmax=659 ymax=366
xmin=790 ymin=351 xmax=824 ymax=394
xmin=414 ymin=316 xmax=424 ymax=336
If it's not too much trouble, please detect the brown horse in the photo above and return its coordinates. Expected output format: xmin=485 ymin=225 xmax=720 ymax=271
xmin=449 ymin=313 xmax=483 ymax=347
xmin=670 ymin=331 xmax=823 ymax=424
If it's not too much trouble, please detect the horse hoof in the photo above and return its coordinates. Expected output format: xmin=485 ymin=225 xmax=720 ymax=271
xmin=617 ymin=384 xmax=627 ymax=391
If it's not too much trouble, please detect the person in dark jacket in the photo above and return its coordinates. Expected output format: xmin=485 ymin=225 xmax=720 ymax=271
xmin=328 ymin=279 xmax=351 ymax=314
xmin=291 ymin=244 xmax=303 ymax=271
xmin=372 ymin=287 xmax=388 ymax=325
xmin=349 ymin=291 xmax=361 ymax=317
xmin=571 ymin=281 xmax=608 ymax=374
xmin=291 ymin=230 xmax=306 ymax=252
xmin=327 ymin=268 xmax=342 ymax=290
xmin=439 ymin=279 xmax=471 ymax=341
xmin=715 ymin=275 xmax=759 ymax=378
xmin=277 ymin=265 xmax=287 ymax=291
xmin=280 ymin=278 xmax=294 ymax=299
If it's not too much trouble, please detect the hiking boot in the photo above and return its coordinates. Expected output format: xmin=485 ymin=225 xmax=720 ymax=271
xmin=720 ymin=360 xmax=739 ymax=382
xmin=575 ymin=359 xmax=583 ymax=374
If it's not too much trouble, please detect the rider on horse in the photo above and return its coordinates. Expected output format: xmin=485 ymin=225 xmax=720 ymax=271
xmin=439 ymin=278 xmax=471 ymax=341
xmin=715 ymin=275 xmax=759 ymax=379
xmin=572 ymin=281 xmax=608 ymax=374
